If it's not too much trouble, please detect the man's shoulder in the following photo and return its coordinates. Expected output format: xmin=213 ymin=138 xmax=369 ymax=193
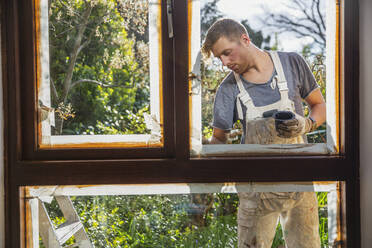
xmin=276 ymin=51 xmax=302 ymax=61
xmin=220 ymin=71 xmax=235 ymax=84
xmin=218 ymin=72 xmax=236 ymax=90
xmin=276 ymin=51 xmax=308 ymax=72
xmin=215 ymin=72 xmax=237 ymax=99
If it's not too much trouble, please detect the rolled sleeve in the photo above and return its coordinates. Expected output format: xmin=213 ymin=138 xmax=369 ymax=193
xmin=294 ymin=53 xmax=319 ymax=99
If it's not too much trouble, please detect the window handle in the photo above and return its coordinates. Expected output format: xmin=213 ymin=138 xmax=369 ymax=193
xmin=167 ymin=0 xmax=174 ymax=38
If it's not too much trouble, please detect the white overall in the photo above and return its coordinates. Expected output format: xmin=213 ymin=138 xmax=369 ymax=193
xmin=235 ymin=51 xmax=320 ymax=248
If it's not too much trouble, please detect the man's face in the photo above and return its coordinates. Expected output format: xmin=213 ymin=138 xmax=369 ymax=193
xmin=211 ymin=35 xmax=249 ymax=74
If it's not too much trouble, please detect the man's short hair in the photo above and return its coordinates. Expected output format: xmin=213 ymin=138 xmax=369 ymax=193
xmin=201 ymin=18 xmax=248 ymax=58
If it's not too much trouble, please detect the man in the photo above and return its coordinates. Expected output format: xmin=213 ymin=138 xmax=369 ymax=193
xmin=201 ymin=19 xmax=326 ymax=248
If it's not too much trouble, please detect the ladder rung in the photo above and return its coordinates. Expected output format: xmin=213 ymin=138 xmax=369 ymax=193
xmin=55 ymin=221 xmax=84 ymax=244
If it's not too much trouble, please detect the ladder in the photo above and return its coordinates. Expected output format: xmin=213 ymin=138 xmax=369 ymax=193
xmin=28 ymin=196 xmax=94 ymax=248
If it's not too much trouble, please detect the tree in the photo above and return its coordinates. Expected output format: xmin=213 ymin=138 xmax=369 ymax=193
xmin=201 ymin=0 xmax=271 ymax=49
xmin=241 ymin=20 xmax=271 ymax=50
xmin=201 ymin=0 xmax=224 ymax=41
xmin=261 ymin=0 xmax=326 ymax=52
xmin=48 ymin=0 xmax=150 ymax=135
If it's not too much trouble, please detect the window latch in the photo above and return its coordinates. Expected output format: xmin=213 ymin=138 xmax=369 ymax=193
xmin=167 ymin=0 xmax=174 ymax=38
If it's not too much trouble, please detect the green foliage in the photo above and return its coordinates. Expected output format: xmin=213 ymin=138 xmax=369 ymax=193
xmin=201 ymin=0 xmax=224 ymax=41
xmin=43 ymin=192 xmax=329 ymax=247
xmin=49 ymin=0 xmax=150 ymax=135
xmin=302 ymin=49 xmax=327 ymax=143
xmin=44 ymin=194 xmax=237 ymax=247
xmin=71 ymin=194 xmax=236 ymax=247
xmin=317 ymin=192 xmax=329 ymax=247
xmin=272 ymin=223 xmax=286 ymax=247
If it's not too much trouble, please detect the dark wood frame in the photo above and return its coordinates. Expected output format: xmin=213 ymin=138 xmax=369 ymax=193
xmin=1 ymin=0 xmax=360 ymax=247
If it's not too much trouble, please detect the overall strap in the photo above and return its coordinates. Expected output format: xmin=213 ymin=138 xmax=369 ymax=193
xmin=268 ymin=51 xmax=294 ymax=111
xmin=269 ymin=51 xmax=287 ymax=91
xmin=233 ymin=72 xmax=260 ymax=120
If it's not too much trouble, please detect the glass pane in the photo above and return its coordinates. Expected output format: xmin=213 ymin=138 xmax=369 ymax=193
xmin=37 ymin=0 xmax=163 ymax=148
xmin=24 ymin=182 xmax=342 ymax=247
xmin=190 ymin=0 xmax=339 ymax=156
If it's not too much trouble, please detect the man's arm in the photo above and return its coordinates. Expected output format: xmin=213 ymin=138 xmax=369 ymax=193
xmin=305 ymin=88 xmax=326 ymax=128
xmin=210 ymin=127 xmax=230 ymax=144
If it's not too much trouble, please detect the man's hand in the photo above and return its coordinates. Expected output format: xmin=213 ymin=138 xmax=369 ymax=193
xmin=210 ymin=127 xmax=229 ymax=144
xmin=276 ymin=112 xmax=315 ymax=138
xmin=275 ymin=88 xmax=325 ymax=139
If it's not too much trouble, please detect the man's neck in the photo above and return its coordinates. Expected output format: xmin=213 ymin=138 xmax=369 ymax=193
xmin=241 ymin=48 xmax=274 ymax=84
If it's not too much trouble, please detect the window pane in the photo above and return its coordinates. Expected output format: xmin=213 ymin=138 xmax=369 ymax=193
xmin=24 ymin=182 xmax=342 ymax=247
xmin=37 ymin=0 xmax=163 ymax=148
xmin=190 ymin=0 xmax=339 ymax=156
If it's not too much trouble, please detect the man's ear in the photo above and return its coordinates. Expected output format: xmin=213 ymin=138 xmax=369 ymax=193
xmin=240 ymin=34 xmax=250 ymax=46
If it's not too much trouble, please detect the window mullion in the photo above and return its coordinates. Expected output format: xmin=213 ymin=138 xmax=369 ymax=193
xmin=173 ymin=0 xmax=190 ymax=161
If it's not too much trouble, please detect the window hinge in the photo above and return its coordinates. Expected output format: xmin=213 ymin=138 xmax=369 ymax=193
xmin=167 ymin=0 xmax=174 ymax=38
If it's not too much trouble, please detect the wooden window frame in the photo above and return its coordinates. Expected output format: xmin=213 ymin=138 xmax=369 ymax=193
xmin=35 ymin=0 xmax=166 ymax=151
xmin=2 ymin=0 xmax=360 ymax=247
xmin=18 ymin=0 xmax=175 ymax=161
xmin=189 ymin=0 xmax=339 ymax=157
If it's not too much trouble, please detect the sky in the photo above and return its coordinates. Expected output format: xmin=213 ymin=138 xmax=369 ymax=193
xmin=200 ymin=0 xmax=326 ymax=53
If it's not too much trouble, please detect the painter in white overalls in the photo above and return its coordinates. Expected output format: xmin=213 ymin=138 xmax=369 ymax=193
xmin=235 ymin=51 xmax=320 ymax=248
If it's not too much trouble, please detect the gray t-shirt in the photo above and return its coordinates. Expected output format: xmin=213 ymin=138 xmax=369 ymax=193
xmin=212 ymin=51 xmax=318 ymax=142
